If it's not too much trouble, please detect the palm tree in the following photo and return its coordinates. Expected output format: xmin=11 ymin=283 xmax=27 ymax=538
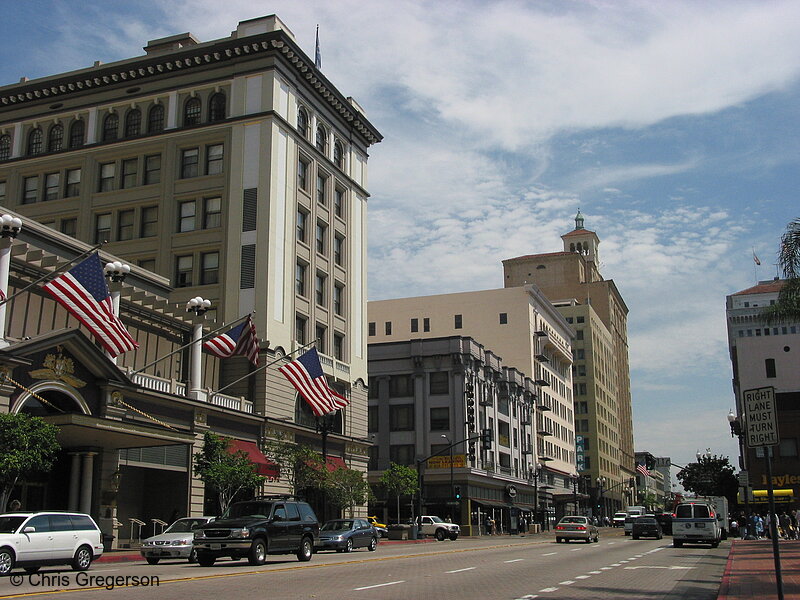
xmin=761 ymin=218 xmax=800 ymax=324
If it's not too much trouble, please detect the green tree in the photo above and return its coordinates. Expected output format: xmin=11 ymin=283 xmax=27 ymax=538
xmin=0 ymin=413 xmax=60 ymax=511
xmin=676 ymin=454 xmax=738 ymax=505
xmin=762 ymin=217 xmax=800 ymax=324
xmin=326 ymin=467 xmax=373 ymax=517
xmin=262 ymin=440 xmax=327 ymax=494
xmin=379 ymin=462 xmax=419 ymax=524
xmin=193 ymin=432 xmax=264 ymax=515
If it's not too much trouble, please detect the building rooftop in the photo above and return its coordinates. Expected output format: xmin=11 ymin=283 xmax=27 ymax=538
xmin=732 ymin=278 xmax=786 ymax=296
xmin=502 ymin=251 xmax=575 ymax=263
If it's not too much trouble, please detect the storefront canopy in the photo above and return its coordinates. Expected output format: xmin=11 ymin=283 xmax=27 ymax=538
xmin=228 ymin=439 xmax=280 ymax=479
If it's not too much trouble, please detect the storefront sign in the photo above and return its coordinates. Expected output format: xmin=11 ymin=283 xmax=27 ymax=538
xmin=428 ymin=455 xmax=466 ymax=469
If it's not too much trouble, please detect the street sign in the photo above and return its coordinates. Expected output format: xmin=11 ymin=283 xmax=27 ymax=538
xmin=738 ymin=470 xmax=749 ymax=488
xmin=743 ymin=386 xmax=779 ymax=448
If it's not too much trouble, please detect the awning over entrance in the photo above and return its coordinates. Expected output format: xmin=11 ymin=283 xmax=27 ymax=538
xmin=325 ymin=456 xmax=347 ymax=471
xmin=228 ymin=440 xmax=280 ymax=479
xmin=471 ymin=498 xmax=510 ymax=509
xmin=44 ymin=413 xmax=196 ymax=449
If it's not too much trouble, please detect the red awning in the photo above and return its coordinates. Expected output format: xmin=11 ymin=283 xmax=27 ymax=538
xmin=228 ymin=439 xmax=280 ymax=480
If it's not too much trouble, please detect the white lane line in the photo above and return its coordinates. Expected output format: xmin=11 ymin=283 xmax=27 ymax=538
xmin=541 ymin=552 xmax=558 ymax=556
xmin=625 ymin=566 xmax=693 ymax=570
xmin=607 ymin=542 xmax=616 ymax=545
xmin=588 ymin=570 xmax=602 ymax=574
xmin=505 ymin=559 xmax=525 ymax=563
xmin=539 ymin=587 xmax=559 ymax=593
xmin=600 ymin=567 xmax=613 ymax=570
xmin=570 ymin=548 xmax=583 ymax=552
xmin=446 ymin=567 xmax=476 ymax=574
xmin=619 ymin=560 xmax=629 ymax=563
xmin=611 ymin=563 xmax=622 ymax=566
xmin=559 ymin=580 xmax=575 ymax=585
xmin=514 ymin=596 xmax=539 ymax=600
xmin=575 ymin=575 xmax=591 ymax=580
xmin=354 ymin=581 xmax=405 ymax=591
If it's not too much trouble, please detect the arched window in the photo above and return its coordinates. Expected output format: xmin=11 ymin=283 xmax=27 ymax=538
xmin=69 ymin=120 xmax=85 ymax=149
xmin=315 ymin=125 xmax=327 ymax=154
xmin=27 ymin=128 xmax=43 ymax=155
xmin=47 ymin=124 xmax=64 ymax=152
xmin=125 ymin=109 xmax=142 ymax=137
xmin=209 ymin=92 xmax=226 ymax=122
xmin=297 ymin=107 xmax=309 ymax=138
xmin=148 ymin=104 xmax=164 ymax=133
xmin=184 ymin=97 xmax=201 ymax=126
xmin=333 ymin=141 xmax=344 ymax=169
xmin=294 ymin=393 xmax=343 ymax=433
xmin=0 ymin=135 xmax=11 ymax=161
xmin=102 ymin=113 xmax=119 ymax=142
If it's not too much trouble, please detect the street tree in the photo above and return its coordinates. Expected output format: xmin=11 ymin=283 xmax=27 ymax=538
xmin=379 ymin=462 xmax=419 ymax=524
xmin=762 ymin=217 xmax=800 ymax=324
xmin=262 ymin=439 xmax=327 ymax=494
xmin=0 ymin=413 xmax=60 ymax=511
xmin=676 ymin=454 xmax=738 ymax=505
xmin=326 ymin=467 xmax=373 ymax=517
xmin=193 ymin=432 xmax=264 ymax=515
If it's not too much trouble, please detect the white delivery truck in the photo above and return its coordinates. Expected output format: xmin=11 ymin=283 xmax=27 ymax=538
xmin=672 ymin=499 xmax=726 ymax=547
xmin=623 ymin=506 xmax=646 ymax=536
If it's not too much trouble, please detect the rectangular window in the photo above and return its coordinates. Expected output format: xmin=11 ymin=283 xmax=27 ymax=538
xmin=0 ymin=181 xmax=5 ymax=203
xmin=65 ymin=168 xmax=81 ymax=197
xmin=316 ymin=221 xmax=327 ymax=255
xmin=121 ymin=158 xmax=138 ymax=188
xmin=499 ymin=313 xmax=508 ymax=325
xmin=576 ymin=316 xmax=585 ymax=323
xmin=454 ymin=314 xmax=463 ymax=329
xmin=179 ymin=201 xmax=196 ymax=232
xmin=390 ymin=405 xmax=414 ymax=431
xmin=368 ymin=322 xmax=376 ymax=336
xmin=295 ymin=262 xmax=307 ymax=296
xmin=181 ymin=148 xmax=199 ymax=178
xmin=576 ymin=330 xmax=584 ymax=341
xmin=575 ymin=349 xmax=585 ymax=360
xmin=389 ymin=444 xmax=415 ymax=466
xmin=766 ymin=358 xmax=777 ymax=378
xmin=206 ymin=144 xmax=224 ymax=175
xmin=117 ymin=209 xmax=134 ymax=241
xmin=430 ymin=407 xmax=450 ymax=431
xmin=296 ymin=209 xmax=309 ymax=243
xmin=298 ymin=157 xmax=309 ymax=191
xmin=141 ymin=206 xmax=158 ymax=237
xmin=429 ymin=372 xmax=449 ymax=394
xmin=44 ymin=172 xmax=60 ymax=201
xmin=333 ymin=283 xmax=344 ymax=316
xmin=334 ymin=234 xmax=344 ymax=266
xmin=316 ymin=324 xmax=327 ymax=354
xmin=333 ymin=333 xmax=344 ymax=360
xmin=316 ymin=173 xmax=327 ymax=205
xmin=175 ymin=255 xmax=193 ymax=287
xmin=423 ymin=318 xmax=430 ymax=332
xmin=138 ymin=258 xmax=156 ymax=272
xmin=368 ymin=405 xmax=379 ymax=429
xmin=389 ymin=375 xmax=413 ymax=397
xmin=144 ymin=154 xmax=161 ymax=185
xmin=780 ymin=438 xmax=798 ymax=458
xmin=94 ymin=213 xmax=111 ymax=243
xmin=23 ymin=176 xmax=39 ymax=203
xmin=240 ymin=244 xmax=255 ymax=289
xmin=315 ymin=273 xmax=326 ymax=306
xmin=335 ymin=188 xmax=345 ymax=218
xmin=201 ymin=252 xmax=219 ymax=285
xmin=385 ymin=321 xmax=392 ymax=336
xmin=60 ymin=218 xmax=77 ymax=237
xmin=411 ymin=318 xmax=419 ymax=333
xmin=204 ymin=197 xmax=221 ymax=229
xmin=98 ymin=163 xmax=115 ymax=192
xmin=295 ymin=314 xmax=307 ymax=344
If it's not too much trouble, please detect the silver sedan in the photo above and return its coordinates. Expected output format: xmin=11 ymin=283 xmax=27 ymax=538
xmin=554 ymin=516 xmax=599 ymax=543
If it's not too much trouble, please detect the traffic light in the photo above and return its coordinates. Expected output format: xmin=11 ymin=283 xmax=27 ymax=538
xmin=468 ymin=443 xmax=476 ymax=463
xmin=454 ymin=485 xmax=461 ymax=500
xmin=481 ymin=428 xmax=492 ymax=450
xmin=466 ymin=382 xmax=476 ymax=429
xmin=629 ymin=477 xmax=636 ymax=488
xmin=645 ymin=456 xmax=655 ymax=470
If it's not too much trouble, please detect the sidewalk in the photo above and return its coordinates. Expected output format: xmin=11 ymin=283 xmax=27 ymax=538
xmin=718 ymin=539 xmax=800 ymax=600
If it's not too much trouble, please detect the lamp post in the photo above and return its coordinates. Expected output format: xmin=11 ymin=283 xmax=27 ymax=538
xmin=596 ymin=477 xmax=606 ymax=521
xmin=530 ymin=463 xmax=542 ymax=531
xmin=728 ymin=410 xmax=755 ymax=540
xmin=103 ymin=261 xmax=131 ymax=365
xmin=442 ymin=434 xmax=454 ymax=502
xmin=571 ymin=474 xmax=579 ymax=516
xmin=186 ymin=296 xmax=211 ymax=400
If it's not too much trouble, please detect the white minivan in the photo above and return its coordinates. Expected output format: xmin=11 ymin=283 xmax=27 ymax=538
xmin=0 ymin=511 xmax=104 ymax=575
xmin=672 ymin=502 xmax=721 ymax=548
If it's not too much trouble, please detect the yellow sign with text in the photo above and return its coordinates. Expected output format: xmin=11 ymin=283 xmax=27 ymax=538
xmin=428 ymin=455 xmax=466 ymax=469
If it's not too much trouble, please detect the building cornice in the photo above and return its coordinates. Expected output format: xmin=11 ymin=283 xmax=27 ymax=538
xmin=0 ymin=30 xmax=382 ymax=146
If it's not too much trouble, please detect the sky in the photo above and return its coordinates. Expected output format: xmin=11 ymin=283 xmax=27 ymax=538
xmin=2 ymin=0 xmax=798 ymax=482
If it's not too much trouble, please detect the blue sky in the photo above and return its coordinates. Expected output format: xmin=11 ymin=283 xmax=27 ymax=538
xmin=3 ymin=0 xmax=799 ymax=478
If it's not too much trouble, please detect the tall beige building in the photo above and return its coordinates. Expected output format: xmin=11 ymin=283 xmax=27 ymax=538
xmin=502 ymin=211 xmax=636 ymax=515
xmin=0 ymin=15 xmax=381 ymax=516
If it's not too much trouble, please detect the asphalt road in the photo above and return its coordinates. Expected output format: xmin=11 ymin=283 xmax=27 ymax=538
xmin=0 ymin=530 xmax=729 ymax=600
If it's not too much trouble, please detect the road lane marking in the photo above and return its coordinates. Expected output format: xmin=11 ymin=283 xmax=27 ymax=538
xmin=607 ymin=542 xmax=616 ymax=545
xmin=541 ymin=552 xmax=558 ymax=556
xmin=588 ymin=570 xmax=602 ymax=574
xmin=354 ymin=581 xmax=405 ymax=590
xmin=570 ymin=548 xmax=583 ymax=552
xmin=624 ymin=566 xmax=693 ymax=570
xmin=514 ymin=596 xmax=539 ymax=599
xmin=505 ymin=559 xmax=525 ymax=563
xmin=600 ymin=566 xmax=613 ymax=570
xmin=559 ymin=580 xmax=575 ymax=585
xmin=575 ymin=575 xmax=590 ymax=579
xmin=539 ymin=587 xmax=559 ymax=593
xmin=611 ymin=563 xmax=622 ymax=566
xmin=619 ymin=560 xmax=629 ymax=563
xmin=446 ymin=567 xmax=476 ymax=573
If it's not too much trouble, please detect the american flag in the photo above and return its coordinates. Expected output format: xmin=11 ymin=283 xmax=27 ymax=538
xmin=279 ymin=348 xmax=349 ymax=417
xmin=203 ymin=316 xmax=259 ymax=366
xmin=43 ymin=253 xmax=138 ymax=357
xmin=636 ymin=463 xmax=651 ymax=478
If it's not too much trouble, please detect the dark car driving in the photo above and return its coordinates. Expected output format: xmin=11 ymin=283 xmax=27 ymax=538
xmin=318 ymin=519 xmax=378 ymax=552
xmin=631 ymin=516 xmax=663 ymax=540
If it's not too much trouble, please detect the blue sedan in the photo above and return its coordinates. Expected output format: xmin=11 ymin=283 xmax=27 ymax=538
xmin=318 ymin=518 xmax=379 ymax=553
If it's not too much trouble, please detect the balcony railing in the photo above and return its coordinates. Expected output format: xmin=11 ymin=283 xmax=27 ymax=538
xmin=130 ymin=371 xmax=253 ymax=414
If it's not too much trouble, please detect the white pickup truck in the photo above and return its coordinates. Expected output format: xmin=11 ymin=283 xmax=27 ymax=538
xmin=416 ymin=516 xmax=460 ymax=541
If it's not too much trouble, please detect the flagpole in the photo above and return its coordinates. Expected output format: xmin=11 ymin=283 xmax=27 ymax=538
xmin=130 ymin=313 xmax=253 ymax=375
xmin=211 ymin=339 xmax=318 ymax=396
xmin=0 ymin=242 xmax=103 ymax=308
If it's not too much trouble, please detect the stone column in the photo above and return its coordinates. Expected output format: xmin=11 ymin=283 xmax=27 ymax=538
xmin=79 ymin=452 xmax=97 ymax=514
xmin=68 ymin=452 xmax=81 ymax=511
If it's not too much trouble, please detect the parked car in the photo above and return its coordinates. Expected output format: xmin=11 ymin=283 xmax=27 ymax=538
xmin=613 ymin=512 xmax=627 ymax=528
xmin=367 ymin=516 xmax=388 ymax=538
xmin=193 ymin=496 xmax=319 ymax=566
xmin=141 ymin=516 xmax=215 ymax=564
xmin=631 ymin=516 xmax=663 ymax=540
xmin=554 ymin=516 xmax=599 ymax=543
xmin=318 ymin=519 xmax=378 ymax=552
xmin=415 ymin=516 xmax=460 ymax=541
xmin=654 ymin=512 xmax=673 ymax=535
xmin=0 ymin=511 xmax=104 ymax=575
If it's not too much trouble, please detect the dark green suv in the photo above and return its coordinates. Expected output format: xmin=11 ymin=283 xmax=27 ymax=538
xmin=193 ymin=496 xmax=319 ymax=566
